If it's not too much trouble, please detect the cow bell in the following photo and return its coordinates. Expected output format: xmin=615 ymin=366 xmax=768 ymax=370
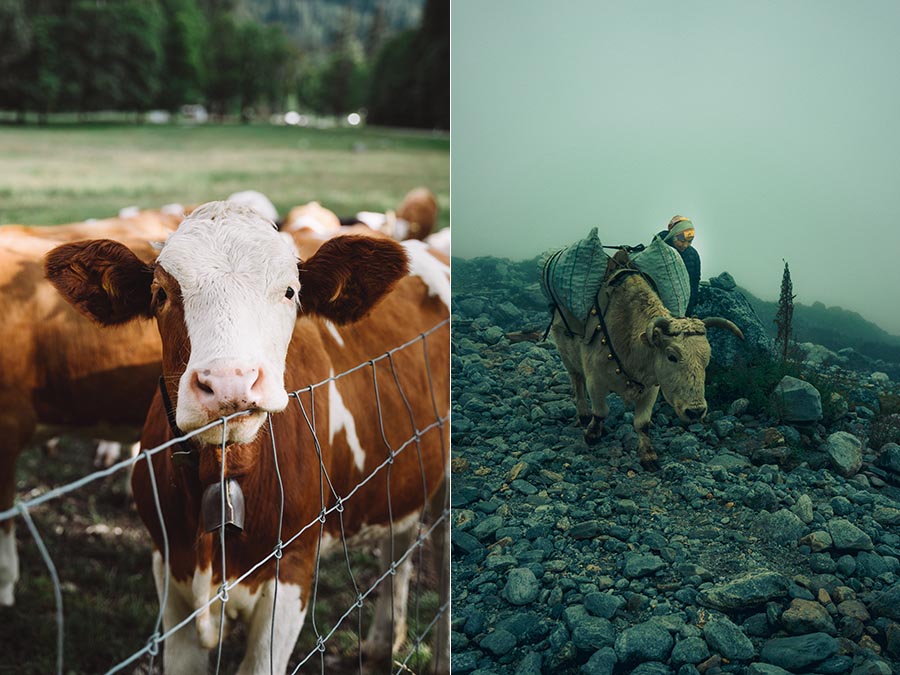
xmin=202 ymin=478 xmax=246 ymax=533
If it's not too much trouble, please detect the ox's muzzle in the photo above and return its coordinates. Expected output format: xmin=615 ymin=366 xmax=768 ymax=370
xmin=684 ymin=405 xmax=707 ymax=422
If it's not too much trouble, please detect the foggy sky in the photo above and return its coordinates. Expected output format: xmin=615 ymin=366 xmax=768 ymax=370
xmin=452 ymin=1 xmax=900 ymax=336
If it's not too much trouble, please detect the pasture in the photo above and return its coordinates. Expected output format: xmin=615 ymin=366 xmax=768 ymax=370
xmin=0 ymin=123 xmax=449 ymax=674
xmin=0 ymin=123 xmax=449 ymax=228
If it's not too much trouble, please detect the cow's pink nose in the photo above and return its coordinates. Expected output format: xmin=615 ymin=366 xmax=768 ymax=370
xmin=190 ymin=364 xmax=264 ymax=410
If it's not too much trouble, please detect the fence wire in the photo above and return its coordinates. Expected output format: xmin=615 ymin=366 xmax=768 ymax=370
xmin=1 ymin=318 xmax=449 ymax=675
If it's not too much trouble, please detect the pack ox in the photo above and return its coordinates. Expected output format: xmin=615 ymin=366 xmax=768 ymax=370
xmin=45 ymin=202 xmax=450 ymax=674
xmin=0 ymin=209 xmax=183 ymax=606
xmin=551 ymin=263 xmax=743 ymax=470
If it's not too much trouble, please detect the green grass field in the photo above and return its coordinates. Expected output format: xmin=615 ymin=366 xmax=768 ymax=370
xmin=0 ymin=123 xmax=449 ymax=228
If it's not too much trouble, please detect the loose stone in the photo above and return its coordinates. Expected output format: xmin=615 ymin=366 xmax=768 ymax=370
xmin=781 ymin=598 xmax=836 ymax=634
xmin=759 ymin=632 xmax=839 ymax=671
xmin=698 ymin=570 xmax=790 ymax=610
xmin=579 ymin=647 xmax=616 ymax=675
xmin=623 ymin=553 xmax=667 ymax=578
xmin=479 ymin=628 xmax=517 ymax=656
xmin=670 ymin=636 xmax=710 ymax=667
xmin=828 ymin=518 xmax=874 ymax=551
xmin=702 ymin=615 xmax=755 ymax=660
xmin=614 ymin=620 xmax=674 ymax=665
xmin=822 ymin=431 xmax=863 ymax=477
xmin=503 ymin=567 xmax=540 ymax=605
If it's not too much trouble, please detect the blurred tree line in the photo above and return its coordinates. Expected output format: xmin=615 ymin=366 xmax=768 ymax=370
xmin=0 ymin=0 xmax=448 ymax=129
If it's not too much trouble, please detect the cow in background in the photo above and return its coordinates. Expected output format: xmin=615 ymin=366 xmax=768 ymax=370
xmin=396 ymin=186 xmax=440 ymax=240
xmin=46 ymin=202 xmax=450 ymax=674
xmin=282 ymin=200 xmax=342 ymax=235
xmin=283 ymin=195 xmax=451 ymax=259
xmin=306 ymin=186 xmax=442 ymax=242
xmin=225 ymin=190 xmax=280 ymax=224
xmin=0 ymin=208 xmax=182 ymax=606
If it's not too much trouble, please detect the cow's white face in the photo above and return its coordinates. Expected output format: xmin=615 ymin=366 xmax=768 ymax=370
xmin=155 ymin=202 xmax=299 ymax=445
xmin=46 ymin=204 xmax=410 ymax=448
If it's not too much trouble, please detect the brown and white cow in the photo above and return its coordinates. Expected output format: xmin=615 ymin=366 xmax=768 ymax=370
xmin=45 ymin=202 xmax=450 ymax=674
xmin=282 ymin=201 xmax=343 ymax=235
xmin=551 ymin=271 xmax=742 ymax=470
xmin=0 ymin=209 xmax=181 ymax=606
xmin=396 ymin=187 xmax=440 ymax=240
xmin=353 ymin=187 xmax=440 ymax=242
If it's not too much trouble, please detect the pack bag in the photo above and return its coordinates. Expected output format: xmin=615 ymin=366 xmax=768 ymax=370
xmin=540 ymin=227 xmax=608 ymax=330
xmin=631 ymin=235 xmax=690 ymax=317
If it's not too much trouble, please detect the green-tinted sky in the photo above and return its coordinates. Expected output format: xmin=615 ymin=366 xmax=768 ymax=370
xmin=452 ymin=0 xmax=900 ymax=335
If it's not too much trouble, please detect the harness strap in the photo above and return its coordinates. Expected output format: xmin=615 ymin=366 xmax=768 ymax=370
xmin=592 ymin=295 xmax=646 ymax=396
xmin=542 ymin=306 xmax=556 ymax=341
xmin=592 ymin=251 xmax=649 ymax=395
xmin=602 ymin=243 xmax=645 ymax=253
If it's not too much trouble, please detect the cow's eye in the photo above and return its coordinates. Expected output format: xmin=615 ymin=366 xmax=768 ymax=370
xmin=285 ymin=287 xmax=295 ymax=300
xmin=155 ymin=288 xmax=167 ymax=305
xmin=667 ymin=354 xmax=678 ymax=363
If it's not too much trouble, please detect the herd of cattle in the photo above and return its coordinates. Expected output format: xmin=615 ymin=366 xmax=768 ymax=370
xmin=1 ymin=189 xmax=450 ymax=674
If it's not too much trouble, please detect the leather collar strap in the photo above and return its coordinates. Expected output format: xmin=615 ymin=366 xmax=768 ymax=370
xmin=158 ymin=376 xmax=197 ymax=465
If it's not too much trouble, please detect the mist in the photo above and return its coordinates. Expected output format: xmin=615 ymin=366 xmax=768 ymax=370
xmin=451 ymin=0 xmax=900 ymax=336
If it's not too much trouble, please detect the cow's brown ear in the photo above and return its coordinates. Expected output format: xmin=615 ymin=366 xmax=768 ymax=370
xmin=44 ymin=239 xmax=154 ymax=325
xmin=299 ymin=235 xmax=408 ymax=324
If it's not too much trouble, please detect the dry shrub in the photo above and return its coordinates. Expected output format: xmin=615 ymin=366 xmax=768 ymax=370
xmin=870 ymin=413 xmax=900 ymax=450
xmin=878 ymin=392 xmax=900 ymax=416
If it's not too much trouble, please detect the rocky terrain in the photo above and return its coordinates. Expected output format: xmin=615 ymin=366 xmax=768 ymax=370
xmin=450 ymin=256 xmax=900 ymax=675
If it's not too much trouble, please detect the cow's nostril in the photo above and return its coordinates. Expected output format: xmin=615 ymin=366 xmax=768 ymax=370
xmin=248 ymin=368 xmax=263 ymax=393
xmin=194 ymin=371 xmax=215 ymax=396
xmin=685 ymin=407 xmax=706 ymax=421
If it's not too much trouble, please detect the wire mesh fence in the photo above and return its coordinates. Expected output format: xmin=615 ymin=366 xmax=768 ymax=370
xmin=0 ymin=319 xmax=449 ymax=675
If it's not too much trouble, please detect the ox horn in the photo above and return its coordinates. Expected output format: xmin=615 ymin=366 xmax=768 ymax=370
xmin=703 ymin=317 xmax=745 ymax=341
xmin=645 ymin=316 xmax=671 ymax=346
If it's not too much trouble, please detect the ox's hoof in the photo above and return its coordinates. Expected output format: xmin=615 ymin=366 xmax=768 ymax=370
xmin=578 ymin=414 xmax=592 ymax=428
xmin=583 ymin=417 xmax=605 ymax=445
xmin=639 ymin=455 xmax=661 ymax=472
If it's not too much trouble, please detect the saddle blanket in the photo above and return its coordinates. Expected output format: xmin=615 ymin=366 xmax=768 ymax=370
xmin=539 ymin=227 xmax=607 ymax=327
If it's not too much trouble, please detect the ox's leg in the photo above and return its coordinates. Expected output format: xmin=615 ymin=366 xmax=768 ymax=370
xmin=0 ymin=395 xmax=37 ymax=606
xmin=364 ymin=520 xmax=418 ymax=667
xmin=238 ymin=577 xmax=307 ymax=675
xmin=551 ymin=327 xmax=591 ymax=426
xmin=569 ymin=370 xmax=592 ymax=428
xmin=582 ymin=376 xmax=610 ymax=446
xmin=152 ymin=551 xmax=210 ymax=675
xmin=634 ymin=385 xmax=661 ymax=471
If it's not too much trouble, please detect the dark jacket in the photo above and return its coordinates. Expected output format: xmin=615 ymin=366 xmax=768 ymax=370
xmin=656 ymin=230 xmax=701 ymax=316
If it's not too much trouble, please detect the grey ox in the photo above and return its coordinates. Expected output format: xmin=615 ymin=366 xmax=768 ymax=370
xmin=551 ymin=264 xmax=743 ymax=470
